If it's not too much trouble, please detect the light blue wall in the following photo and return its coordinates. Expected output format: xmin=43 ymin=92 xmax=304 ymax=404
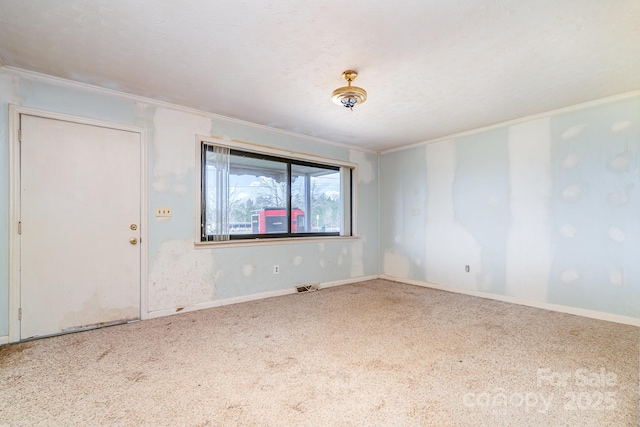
xmin=0 ymin=70 xmax=379 ymax=334
xmin=378 ymin=147 xmax=427 ymax=280
xmin=548 ymin=99 xmax=640 ymax=316
xmin=453 ymin=128 xmax=510 ymax=295
xmin=381 ymin=96 xmax=640 ymax=319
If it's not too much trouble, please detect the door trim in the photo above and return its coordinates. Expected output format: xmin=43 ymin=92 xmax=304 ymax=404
xmin=8 ymin=105 xmax=148 ymax=343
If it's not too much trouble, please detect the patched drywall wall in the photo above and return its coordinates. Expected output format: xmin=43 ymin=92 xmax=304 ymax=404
xmin=453 ymin=128 xmax=511 ymax=294
xmin=380 ymin=95 xmax=640 ymax=319
xmin=149 ymin=239 xmax=216 ymax=311
xmin=505 ymin=119 xmax=552 ymax=302
xmin=547 ymin=99 xmax=640 ymax=316
xmin=424 ymin=140 xmax=482 ymax=290
xmin=379 ymin=147 xmax=427 ymax=281
xmin=0 ymin=69 xmax=379 ymax=336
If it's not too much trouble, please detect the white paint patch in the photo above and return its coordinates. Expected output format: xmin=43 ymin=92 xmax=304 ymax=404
xmin=172 ymin=184 xmax=188 ymax=195
xmin=608 ymin=226 xmax=626 ymax=243
xmin=561 ymin=124 xmax=587 ymax=140
xmin=383 ymin=249 xmax=411 ymax=278
xmin=561 ymin=224 xmax=577 ymax=238
xmin=148 ymin=239 xmax=215 ymax=311
xmin=611 ymin=121 xmax=631 ymax=132
xmin=608 ymin=188 xmax=631 ymax=206
xmin=505 ymin=119 xmax=552 ymax=301
xmin=319 ymin=259 xmax=327 ymax=268
xmin=609 ymin=154 xmax=629 ymax=171
xmin=562 ymin=153 xmax=579 ymax=169
xmin=561 ymin=269 xmax=579 ymax=284
xmin=318 ymin=243 xmax=325 ymax=252
xmin=293 ymin=256 xmax=302 ymax=266
xmin=424 ymin=140 xmax=481 ymax=290
xmin=152 ymin=178 xmax=170 ymax=193
xmin=609 ymin=269 xmax=624 ymax=287
xmin=413 ymin=257 xmax=422 ymax=267
xmin=562 ymin=185 xmax=581 ymax=202
xmin=152 ymin=107 xmax=211 ymax=179
xmin=350 ymin=240 xmax=364 ymax=278
xmin=349 ymin=150 xmax=375 ymax=184
xmin=394 ymin=235 xmax=402 ymax=244
xmin=337 ymin=254 xmax=344 ymax=266
xmin=242 ymin=264 xmax=255 ymax=276
xmin=341 ymin=246 xmax=348 ymax=255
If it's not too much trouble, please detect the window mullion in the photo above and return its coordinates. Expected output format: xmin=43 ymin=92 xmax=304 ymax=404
xmin=287 ymin=161 xmax=292 ymax=234
xmin=201 ymin=145 xmax=208 ymax=240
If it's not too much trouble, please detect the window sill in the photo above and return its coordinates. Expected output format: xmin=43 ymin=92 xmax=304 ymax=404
xmin=194 ymin=235 xmax=360 ymax=249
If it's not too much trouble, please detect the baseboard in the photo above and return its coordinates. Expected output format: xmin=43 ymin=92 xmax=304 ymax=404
xmin=146 ymin=275 xmax=380 ymax=319
xmin=380 ymin=275 xmax=640 ymax=327
xmin=0 ymin=335 xmax=9 ymax=345
xmin=320 ymin=274 xmax=379 ymax=289
xmin=146 ymin=287 xmax=296 ymax=319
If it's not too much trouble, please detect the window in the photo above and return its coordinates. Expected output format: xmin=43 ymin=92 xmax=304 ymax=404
xmin=200 ymin=142 xmax=353 ymax=242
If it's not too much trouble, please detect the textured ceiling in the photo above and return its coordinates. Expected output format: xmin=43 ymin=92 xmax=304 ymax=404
xmin=1 ymin=0 xmax=640 ymax=151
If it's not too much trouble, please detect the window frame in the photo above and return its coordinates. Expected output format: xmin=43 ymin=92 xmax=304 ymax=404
xmin=196 ymin=136 xmax=357 ymax=246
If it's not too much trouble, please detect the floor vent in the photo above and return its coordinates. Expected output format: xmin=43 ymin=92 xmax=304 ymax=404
xmin=296 ymin=284 xmax=319 ymax=293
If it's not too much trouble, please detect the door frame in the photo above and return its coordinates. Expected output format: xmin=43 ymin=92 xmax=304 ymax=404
xmin=8 ymin=105 xmax=148 ymax=343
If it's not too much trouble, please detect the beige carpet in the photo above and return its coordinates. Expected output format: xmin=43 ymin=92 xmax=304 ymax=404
xmin=0 ymin=279 xmax=638 ymax=426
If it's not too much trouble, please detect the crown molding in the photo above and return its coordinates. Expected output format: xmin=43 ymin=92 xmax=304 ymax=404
xmin=2 ymin=66 xmax=378 ymax=155
xmin=381 ymin=89 xmax=640 ymax=155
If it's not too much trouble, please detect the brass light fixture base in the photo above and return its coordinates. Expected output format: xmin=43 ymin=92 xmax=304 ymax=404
xmin=332 ymin=70 xmax=367 ymax=109
xmin=342 ymin=70 xmax=359 ymax=81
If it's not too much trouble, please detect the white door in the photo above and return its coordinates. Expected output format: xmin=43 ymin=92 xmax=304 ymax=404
xmin=20 ymin=114 xmax=142 ymax=339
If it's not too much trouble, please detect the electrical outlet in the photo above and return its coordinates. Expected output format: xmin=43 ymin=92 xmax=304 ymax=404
xmin=273 ymin=265 xmax=280 ymax=274
xmin=156 ymin=207 xmax=172 ymax=217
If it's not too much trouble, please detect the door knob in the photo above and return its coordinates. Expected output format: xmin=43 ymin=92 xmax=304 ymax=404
xmin=129 ymin=237 xmax=138 ymax=245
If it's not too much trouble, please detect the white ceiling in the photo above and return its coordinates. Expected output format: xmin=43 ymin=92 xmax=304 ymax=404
xmin=1 ymin=0 xmax=640 ymax=152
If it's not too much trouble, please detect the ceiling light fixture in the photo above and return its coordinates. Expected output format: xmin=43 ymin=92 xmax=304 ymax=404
xmin=332 ymin=70 xmax=367 ymax=111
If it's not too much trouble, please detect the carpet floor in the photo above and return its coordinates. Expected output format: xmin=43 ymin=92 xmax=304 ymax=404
xmin=0 ymin=279 xmax=638 ymax=426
